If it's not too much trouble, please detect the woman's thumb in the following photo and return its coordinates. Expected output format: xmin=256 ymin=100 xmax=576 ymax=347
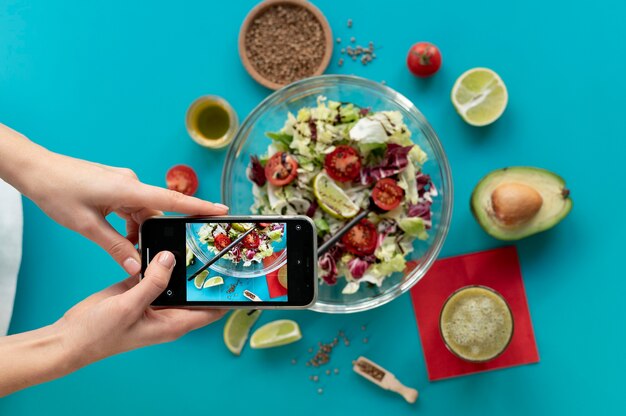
xmin=126 ymin=251 xmax=175 ymax=307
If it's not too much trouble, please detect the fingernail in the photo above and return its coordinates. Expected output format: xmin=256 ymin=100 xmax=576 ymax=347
xmin=214 ymin=203 xmax=229 ymax=211
xmin=158 ymin=251 xmax=176 ymax=269
xmin=122 ymin=257 xmax=141 ymax=275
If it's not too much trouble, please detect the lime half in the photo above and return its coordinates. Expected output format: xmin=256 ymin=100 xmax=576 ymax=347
xmin=313 ymin=172 xmax=359 ymax=219
xmin=250 ymin=319 xmax=302 ymax=349
xmin=451 ymin=67 xmax=508 ymax=126
xmin=223 ymin=309 xmax=262 ymax=356
xmin=193 ymin=270 xmax=210 ymax=289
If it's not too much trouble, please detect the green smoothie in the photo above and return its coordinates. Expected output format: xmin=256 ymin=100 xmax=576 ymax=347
xmin=439 ymin=286 xmax=513 ymax=362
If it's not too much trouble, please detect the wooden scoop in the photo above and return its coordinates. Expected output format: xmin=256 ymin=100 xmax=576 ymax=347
xmin=353 ymin=356 xmax=419 ymax=404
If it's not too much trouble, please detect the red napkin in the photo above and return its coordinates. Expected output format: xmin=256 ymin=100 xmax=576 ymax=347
xmin=265 ymin=269 xmax=287 ymax=298
xmin=263 ymin=252 xmax=288 ymax=298
xmin=410 ymin=246 xmax=540 ymax=381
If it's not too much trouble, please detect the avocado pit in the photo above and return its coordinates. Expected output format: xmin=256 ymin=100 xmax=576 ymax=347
xmin=491 ymin=182 xmax=543 ymax=227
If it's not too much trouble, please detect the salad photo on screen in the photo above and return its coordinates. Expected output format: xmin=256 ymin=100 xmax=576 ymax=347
xmin=185 ymin=222 xmax=288 ymax=302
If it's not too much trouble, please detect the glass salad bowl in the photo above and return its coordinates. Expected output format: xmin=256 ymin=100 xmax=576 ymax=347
xmin=185 ymin=223 xmax=287 ymax=278
xmin=222 ymin=75 xmax=452 ymax=313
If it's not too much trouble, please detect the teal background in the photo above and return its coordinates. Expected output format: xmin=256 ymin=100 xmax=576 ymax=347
xmin=1 ymin=0 xmax=625 ymax=414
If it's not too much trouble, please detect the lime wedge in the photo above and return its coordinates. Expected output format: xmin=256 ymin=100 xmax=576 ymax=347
xmin=313 ymin=172 xmax=359 ymax=219
xmin=231 ymin=223 xmax=250 ymax=232
xmin=193 ymin=270 xmax=209 ymax=289
xmin=223 ymin=309 xmax=262 ymax=356
xmin=250 ymin=319 xmax=302 ymax=349
xmin=203 ymin=276 xmax=224 ymax=288
xmin=277 ymin=265 xmax=288 ymax=289
xmin=451 ymin=67 xmax=508 ymax=126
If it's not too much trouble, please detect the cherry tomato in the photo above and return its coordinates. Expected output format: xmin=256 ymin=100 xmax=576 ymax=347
xmin=264 ymin=152 xmax=298 ymax=186
xmin=242 ymin=231 xmax=260 ymax=249
xmin=214 ymin=234 xmax=232 ymax=251
xmin=258 ymin=222 xmax=272 ymax=228
xmin=372 ymin=178 xmax=405 ymax=211
xmin=341 ymin=219 xmax=378 ymax=256
xmin=407 ymin=42 xmax=442 ymax=78
xmin=324 ymin=145 xmax=362 ymax=182
xmin=166 ymin=165 xmax=199 ymax=196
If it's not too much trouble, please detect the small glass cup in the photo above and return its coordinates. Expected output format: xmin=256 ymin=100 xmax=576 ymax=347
xmin=439 ymin=285 xmax=514 ymax=363
xmin=185 ymin=95 xmax=239 ymax=149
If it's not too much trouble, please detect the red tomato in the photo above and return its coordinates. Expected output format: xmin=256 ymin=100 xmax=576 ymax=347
xmin=214 ymin=234 xmax=232 ymax=251
xmin=242 ymin=231 xmax=260 ymax=249
xmin=407 ymin=42 xmax=442 ymax=78
xmin=264 ymin=152 xmax=298 ymax=186
xmin=324 ymin=145 xmax=362 ymax=182
xmin=372 ymin=178 xmax=405 ymax=211
xmin=258 ymin=222 xmax=272 ymax=228
xmin=341 ymin=219 xmax=378 ymax=256
xmin=166 ymin=164 xmax=199 ymax=196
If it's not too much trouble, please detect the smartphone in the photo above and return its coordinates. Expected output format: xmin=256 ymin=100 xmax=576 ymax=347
xmin=139 ymin=216 xmax=317 ymax=309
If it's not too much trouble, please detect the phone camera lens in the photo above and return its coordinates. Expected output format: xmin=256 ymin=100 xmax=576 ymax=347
xmin=295 ymin=224 xmax=302 ymax=231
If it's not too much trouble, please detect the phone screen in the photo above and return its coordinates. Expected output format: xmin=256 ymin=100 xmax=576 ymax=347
xmin=186 ymin=221 xmax=288 ymax=303
xmin=140 ymin=216 xmax=316 ymax=308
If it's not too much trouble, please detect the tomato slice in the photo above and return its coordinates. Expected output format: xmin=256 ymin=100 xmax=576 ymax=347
xmin=242 ymin=231 xmax=260 ymax=249
xmin=341 ymin=219 xmax=378 ymax=256
xmin=372 ymin=178 xmax=405 ymax=211
xmin=258 ymin=222 xmax=272 ymax=228
xmin=214 ymin=233 xmax=232 ymax=251
xmin=324 ymin=145 xmax=362 ymax=182
xmin=166 ymin=164 xmax=199 ymax=196
xmin=264 ymin=152 xmax=298 ymax=186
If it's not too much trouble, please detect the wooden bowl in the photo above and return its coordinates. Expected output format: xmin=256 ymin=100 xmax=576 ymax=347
xmin=238 ymin=0 xmax=333 ymax=90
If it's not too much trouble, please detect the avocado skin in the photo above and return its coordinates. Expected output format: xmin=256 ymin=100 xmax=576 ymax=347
xmin=470 ymin=167 xmax=572 ymax=241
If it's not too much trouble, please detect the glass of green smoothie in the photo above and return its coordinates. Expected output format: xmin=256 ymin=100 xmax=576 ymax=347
xmin=439 ymin=285 xmax=514 ymax=363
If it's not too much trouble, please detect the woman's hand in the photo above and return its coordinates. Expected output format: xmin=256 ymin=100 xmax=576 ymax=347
xmin=0 ymin=251 xmax=226 ymax=397
xmin=0 ymin=124 xmax=228 ymax=275
xmin=58 ymin=250 xmax=226 ymax=365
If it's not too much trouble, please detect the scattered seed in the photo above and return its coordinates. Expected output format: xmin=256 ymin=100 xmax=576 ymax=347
xmin=381 ymin=80 xmax=387 ymax=85
xmin=313 ymin=375 xmax=319 ymax=382
xmin=326 ymin=369 xmax=331 ymax=375
xmin=308 ymin=347 xmax=313 ymax=353
xmin=336 ymin=37 xmax=341 ymax=43
xmin=291 ymin=358 xmax=297 ymax=365
xmin=361 ymin=325 xmax=367 ymax=331
xmin=341 ymin=48 xmax=345 ymax=54
xmin=318 ymin=388 xmax=324 ymax=395
xmin=338 ymin=58 xmax=344 ymax=67
xmin=347 ymin=18 xmax=352 ymax=28
xmin=350 ymin=36 xmax=356 ymax=43
xmin=363 ymin=337 xmax=369 ymax=344
xmin=334 ymin=368 xmax=340 ymax=374
xmin=345 ymin=340 xmax=351 ymax=346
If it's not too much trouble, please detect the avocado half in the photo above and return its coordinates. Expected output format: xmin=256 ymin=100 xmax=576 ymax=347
xmin=471 ymin=167 xmax=572 ymax=241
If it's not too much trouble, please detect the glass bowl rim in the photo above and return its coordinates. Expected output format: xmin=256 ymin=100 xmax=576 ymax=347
xmin=222 ymin=74 xmax=453 ymax=313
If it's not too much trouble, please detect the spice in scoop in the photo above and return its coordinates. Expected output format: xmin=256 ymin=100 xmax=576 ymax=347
xmin=353 ymin=356 xmax=419 ymax=404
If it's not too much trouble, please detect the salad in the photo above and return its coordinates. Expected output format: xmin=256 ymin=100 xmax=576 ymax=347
xmin=247 ymin=97 xmax=437 ymax=294
xmin=196 ymin=222 xmax=284 ymax=267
